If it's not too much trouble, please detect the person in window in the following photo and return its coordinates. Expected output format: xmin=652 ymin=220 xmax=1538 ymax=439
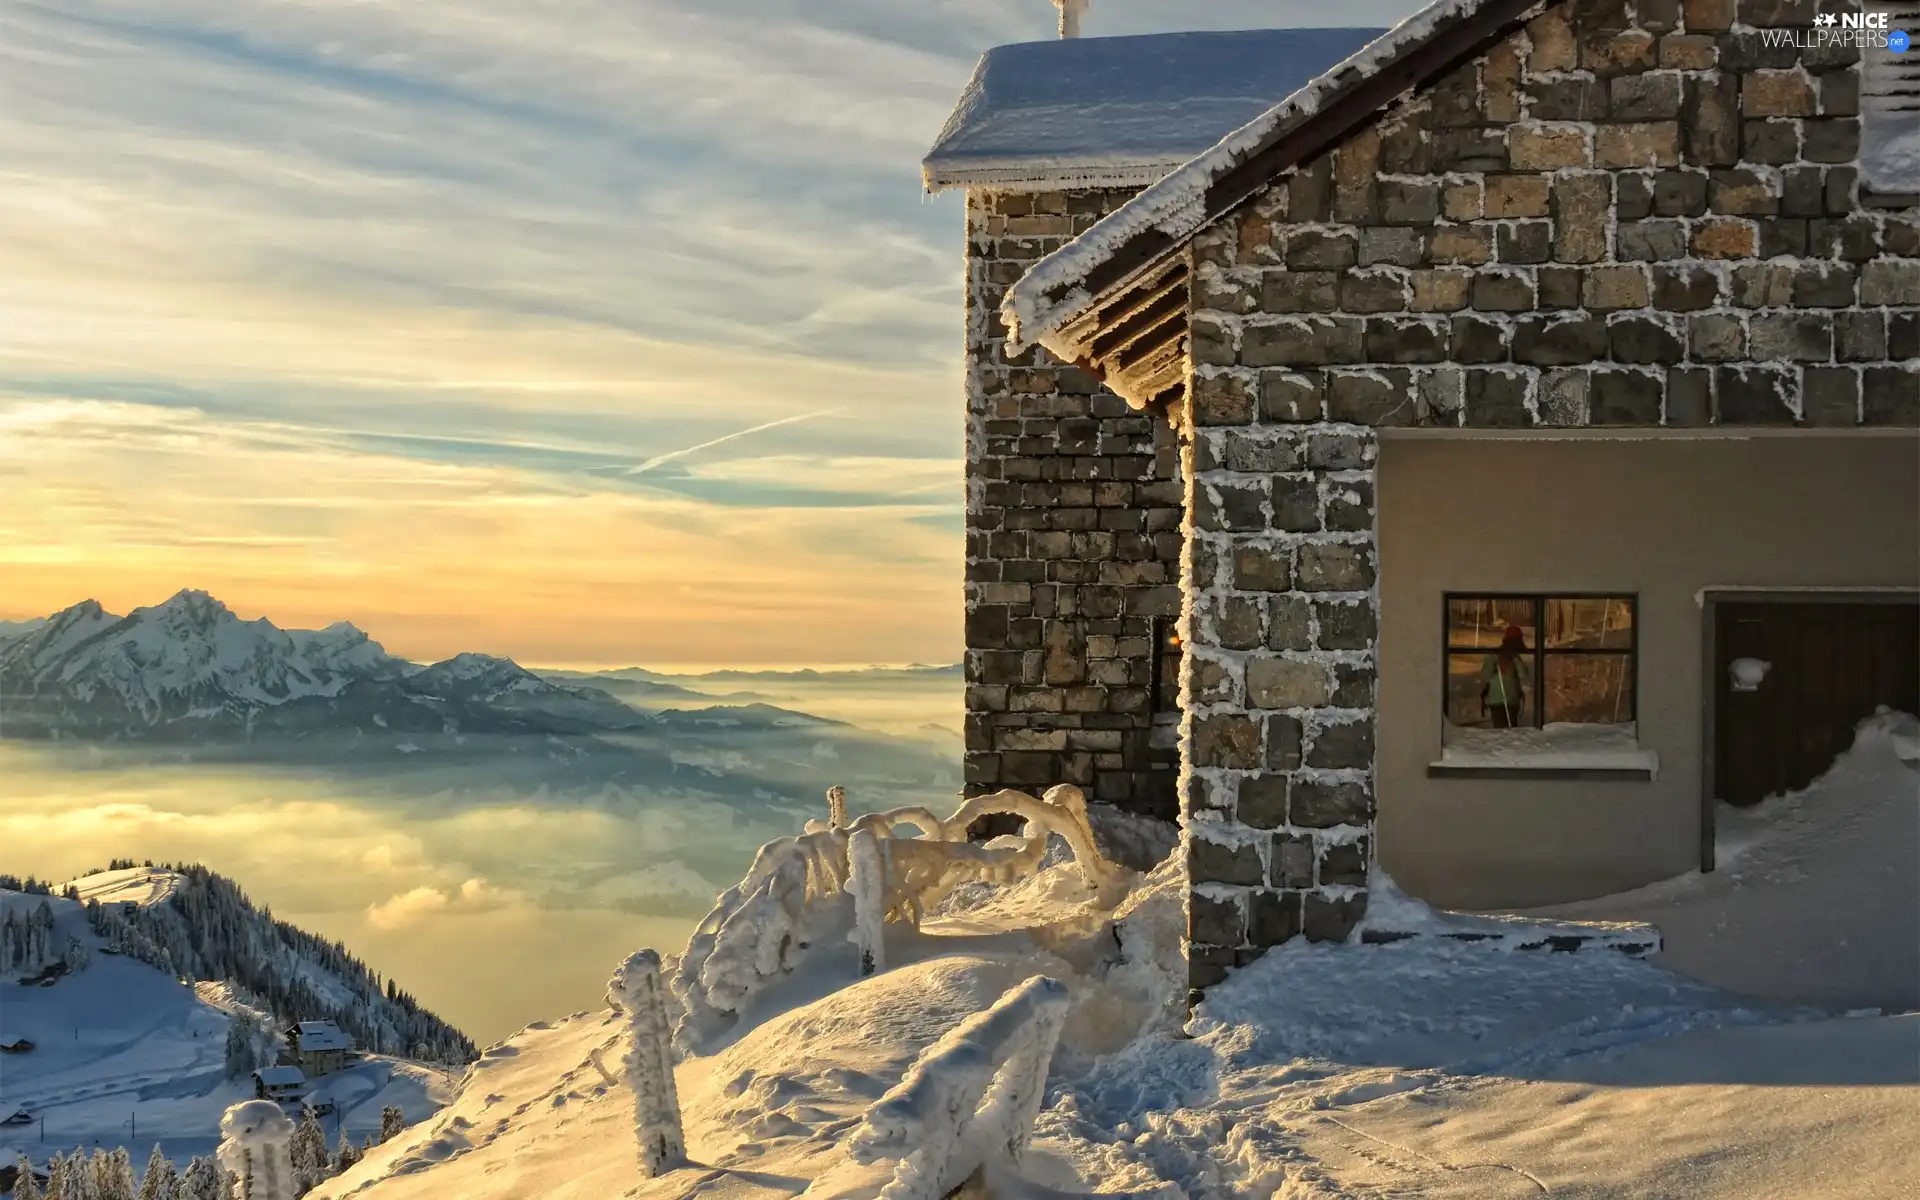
xmin=1481 ymin=625 xmax=1530 ymax=728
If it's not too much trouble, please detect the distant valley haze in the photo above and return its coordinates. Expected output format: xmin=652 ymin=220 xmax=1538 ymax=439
xmin=0 ymin=589 xmax=961 ymax=1042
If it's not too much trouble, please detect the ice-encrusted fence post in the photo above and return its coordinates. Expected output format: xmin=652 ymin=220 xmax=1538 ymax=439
xmin=827 ymin=785 xmax=848 ymax=830
xmin=611 ymin=949 xmax=685 ymax=1179
xmin=839 ymin=975 xmax=1072 ymax=1200
xmin=848 ymin=825 xmax=885 ymax=977
xmin=217 ymin=1100 xmax=295 ymax=1200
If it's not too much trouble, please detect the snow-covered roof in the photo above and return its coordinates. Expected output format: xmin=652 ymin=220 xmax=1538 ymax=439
xmin=1001 ymin=0 xmax=1529 ymax=374
xmin=293 ymin=1020 xmax=352 ymax=1052
xmin=253 ymin=1065 xmax=307 ymax=1087
xmin=922 ymin=27 xmax=1389 ymax=193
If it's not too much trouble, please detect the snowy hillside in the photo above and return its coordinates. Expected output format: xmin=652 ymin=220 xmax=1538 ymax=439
xmin=307 ymin=714 xmax=1920 ymax=1200
xmin=0 ymin=880 xmax=453 ymax=1173
xmin=64 ymin=864 xmax=475 ymax=1065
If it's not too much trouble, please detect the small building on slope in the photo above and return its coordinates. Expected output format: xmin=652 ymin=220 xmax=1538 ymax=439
xmin=286 ymin=1020 xmax=353 ymax=1076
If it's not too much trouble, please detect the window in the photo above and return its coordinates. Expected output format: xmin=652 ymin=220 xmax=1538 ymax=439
xmin=1862 ymin=2 xmax=1920 ymax=193
xmin=1443 ymin=595 xmax=1636 ymax=730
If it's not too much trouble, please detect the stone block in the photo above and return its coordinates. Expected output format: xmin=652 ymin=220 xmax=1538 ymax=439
xmin=1313 ymin=599 xmax=1377 ymax=651
xmin=1431 ymin=128 xmax=1509 ymax=172
xmin=1340 ymin=272 xmax=1409 ymax=313
xmin=1689 ymin=313 xmax=1747 ymax=360
xmin=1741 ymin=69 xmax=1815 ymax=117
xmin=1270 ymin=474 xmax=1323 ymax=532
xmin=1612 ymin=73 xmax=1682 ymax=121
xmin=1261 ymin=271 xmax=1340 ymax=314
xmin=1749 ymin=313 xmax=1832 ymax=362
xmin=1260 ymin=372 xmax=1325 ymax=423
xmin=1790 ymin=263 xmax=1856 ymax=308
xmin=1653 ymin=170 xmax=1709 ymax=216
xmin=1237 ymin=775 xmax=1289 ymax=829
xmin=1863 ymin=368 xmax=1920 ymax=426
xmin=1329 ymin=371 xmax=1416 ymax=425
xmin=1291 ymin=780 xmax=1374 ymax=829
xmin=1272 ymin=835 xmax=1316 ymax=889
xmin=1682 ymin=75 xmax=1741 ymax=166
xmin=1428 ymin=225 xmax=1494 ymax=265
xmin=1206 ymin=595 xmax=1265 ymax=650
xmin=1583 ymin=31 xmax=1658 ymax=75
xmin=1286 ymin=229 xmax=1358 ymax=270
xmin=1709 ymin=168 xmax=1778 ymax=215
xmin=1473 ymin=272 xmax=1536 ymax=312
xmin=1513 ymin=316 xmax=1610 ymax=365
xmin=1658 ymin=34 xmax=1717 ymax=70
xmin=1527 ymin=8 xmax=1576 ymax=70
xmin=1297 ymin=542 xmax=1377 ymax=591
xmin=1359 ymin=227 xmax=1426 ymax=268
xmin=1378 ymin=180 xmax=1441 ymax=225
xmin=1668 ymin=367 xmax=1711 ymax=427
xmin=1243 ymin=319 xmax=1365 ymax=367
xmin=1318 ymin=838 xmax=1371 ymax=887
xmin=1304 ymin=894 xmax=1368 ymax=944
xmin=1266 ymin=714 xmax=1304 ymax=770
xmin=1192 ymin=713 xmax=1263 ymax=768
xmin=1590 ymin=369 xmax=1665 ymax=425
xmin=1236 ymin=545 xmax=1297 ymax=591
xmin=1690 ymin=218 xmax=1756 ymax=259
xmin=1528 ymin=76 xmax=1610 ymax=121
xmin=1538 ymin=368 xmax=1590 ymax=427
xmin=1443 ymin=180 xmax=1482 ymax=221
xmin=1836 ymin=312 xmax=1886 ymax=362
xmin=1610 ymin=316 xmax=1685 ymax=363
xmin=1742 ymin=119 xmax=1800 ymax=165
xmin=1248 ymin=890 xmax=1304 ymax=946
xmin=1498 ymin=222 xmax=1555 ymax=264
xmin=1188 ymin=889 xmax=1247 ymax=944
xmin=1246 ymin=657 xmax=1333 ymax=709
xmin=1364 ymin=318 xmax=1448 ymax=364
xmin=1715 ymin=366 xmax=1797 ymax=424
xmin=1685 ymin=0 xmax=1735 ymax=32
xmin=1617 ymin=174 xmax=1654 ymax=221
xmin=1451 ymin=316 xmax=1511 ymax=364
xmin=1465 ymin=370 xmax=1532 ymax=427
xmin=1583 ymin=265 xmax=1651 ymax=311
xmin=1801 ymin=368 xmax=1860 ymax=427
xmin=1553 ymin=174 xmax=1611 ymax=262
xmin=1595 ymin=123 xmax=1681 ymax=169
xmin=1862 ymin=261 xmax=1920 ymax=307
xmin=1618 ymin=220 xmax=1689 ymax=261
xmin=1266 ymin=595 xmax=1313 ymax=650
xmin=1510 ymin=125 xmax=1590 ymax=170
xmin=1484 ymin=174 xmax=1552 ymax=218
xmin=1307 ymin=718 xmax=1375 ymax=770
xmin=1757 ymin=218 xmax=1807 ymax=259
xmin=1802 ymin=119 xmax=1860 ymax=164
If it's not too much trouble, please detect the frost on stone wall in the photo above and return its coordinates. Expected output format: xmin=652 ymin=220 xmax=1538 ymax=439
xmin=670 ymin=786 xmax=1122 ymax=1054
xmin=846 ymin=975 xmax=1072 ymax=1200
xmin=216 ymin=1100 xmax=295 ymax=1200
xmin=609 ymin=949 xmax=685 ymax=1178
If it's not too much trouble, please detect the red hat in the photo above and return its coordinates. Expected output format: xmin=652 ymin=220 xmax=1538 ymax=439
xmin=1504 ymin=625 xmax=1524 ymax=640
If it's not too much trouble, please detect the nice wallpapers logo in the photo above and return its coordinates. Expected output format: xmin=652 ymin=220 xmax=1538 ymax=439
xmin=1764 ymin=5 xmax=1912 ymax=50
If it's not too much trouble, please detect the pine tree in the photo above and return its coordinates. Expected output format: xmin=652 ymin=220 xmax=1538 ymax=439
xmin=173 ymin=1159 xmax=220 ymax=1200
xmin=93 ymin=1148 xmax=135 ymax=1200
xmin=376 ymin=1107 xmax=406 ymax=1145
xmin=40 ymin=1152 xmax=66 ymax=1200
xmin=289 ymin=1110 xmax=328 ymax=1192
xmin=329 ymin=1129 xmax=358 ymax=1178
xmin=136 ymin=1147 xmax=176 ymax=1200
xmin=12 ymin=1156 xmax=43 ymax=1200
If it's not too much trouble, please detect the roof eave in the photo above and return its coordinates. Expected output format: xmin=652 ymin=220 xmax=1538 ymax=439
xmin=921 ymin=158 xmax=1186 ymax=195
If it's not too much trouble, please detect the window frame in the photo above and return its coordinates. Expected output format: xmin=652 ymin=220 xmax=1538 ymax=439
xmin=1862 ymin=0 xmax=1920 ymax=198
xmin=1440 ymin=592 xmax=1640 ymax=731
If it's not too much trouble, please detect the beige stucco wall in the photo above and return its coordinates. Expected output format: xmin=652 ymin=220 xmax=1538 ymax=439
xmin=1375 ymin=433 xmax=1920 ymax=909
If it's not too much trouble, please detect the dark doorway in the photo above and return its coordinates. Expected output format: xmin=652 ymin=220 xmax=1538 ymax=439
xmin=1714 ymin=599 xmax=1919 ymax=806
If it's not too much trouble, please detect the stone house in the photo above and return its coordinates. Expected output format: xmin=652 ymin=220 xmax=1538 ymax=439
xmin=933 ymin=0 xmax=1919 ymax=998
xmin=286 ymin=1019 xmax=353 ymax=1076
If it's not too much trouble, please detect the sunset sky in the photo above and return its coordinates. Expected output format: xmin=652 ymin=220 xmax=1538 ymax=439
xmin=0 ymin=0 xmax=1408 ymax=669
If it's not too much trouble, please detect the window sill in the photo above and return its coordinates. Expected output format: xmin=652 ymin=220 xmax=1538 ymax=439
xmin=1426 ymin=761 xmax=1656 ymax=782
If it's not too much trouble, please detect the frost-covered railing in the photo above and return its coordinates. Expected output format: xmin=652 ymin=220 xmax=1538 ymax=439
xmin=670 ymin=786 xmax=1119 ymax=1053
xmin=609 ymin=949 xmax=685 ymax=1178
xmin=842 ymin=975 xmax=1072 ymax=1200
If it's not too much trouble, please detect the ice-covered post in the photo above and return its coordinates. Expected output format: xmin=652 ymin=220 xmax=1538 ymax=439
xmin=847 ymin=825 xmax=885 ymax=977
xmin=217 ymin=1100 xmax=296 ymax=1200
xmin=827 ymin=785 xmax=848 ymax=830
xmin=610 ymin=949 xmax=685 ymax=1178
xmin=1051 ymin=0 xmax=1089 ymax=38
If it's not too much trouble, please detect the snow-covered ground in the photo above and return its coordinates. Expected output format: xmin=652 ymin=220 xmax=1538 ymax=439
xmin=1521 ymin=708 xmax=1920 ymax=1011
xmin=0 ymin=879 xmax=453 ymax=1169
xmin=303 ymin=712 xmax=1920 ymax=1200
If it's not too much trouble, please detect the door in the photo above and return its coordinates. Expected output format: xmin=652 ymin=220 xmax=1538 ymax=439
xmin=1715 ymin=599 xmax=1920 ymax=805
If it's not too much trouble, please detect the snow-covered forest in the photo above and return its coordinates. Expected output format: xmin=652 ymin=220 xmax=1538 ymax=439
xmin=75 ymin=862 xmax=475 ymax=1065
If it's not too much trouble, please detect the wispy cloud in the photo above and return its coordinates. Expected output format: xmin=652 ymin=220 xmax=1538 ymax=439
xmin=0 ymin=0 xmax=1418 ymax=664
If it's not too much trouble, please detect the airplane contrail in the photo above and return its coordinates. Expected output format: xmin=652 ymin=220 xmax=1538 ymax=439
xmin=626 ymin=407 xmax=845 ymax=475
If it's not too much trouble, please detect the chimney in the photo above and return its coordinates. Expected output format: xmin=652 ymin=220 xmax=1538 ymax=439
xmin=1053 ymin=0 xmax=1089 ymax=39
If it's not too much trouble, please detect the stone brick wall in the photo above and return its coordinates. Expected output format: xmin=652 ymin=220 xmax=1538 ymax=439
xmin=1177 ymin=0 xmax=1919 ymax=994
xmin=964 ymin=187 xmax=1188 ymax=821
